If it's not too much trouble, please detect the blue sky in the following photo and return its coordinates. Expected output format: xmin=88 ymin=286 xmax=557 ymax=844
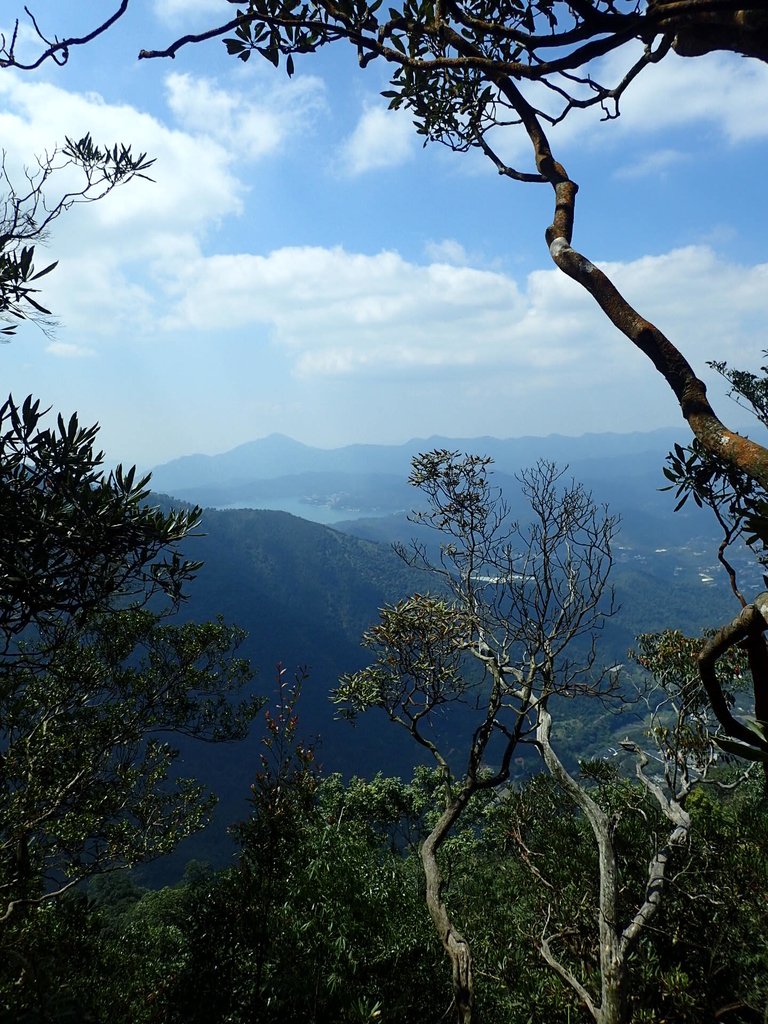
xmin=2 ymin=0 xmax=767 ymax=468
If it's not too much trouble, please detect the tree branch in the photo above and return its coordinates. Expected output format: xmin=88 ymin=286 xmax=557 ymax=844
xmin=539 ymin=911 xmax=599 ymax=1022
xmin=139 ymin=15 xmax=249 ymax=61
xmin=1 ymin=2 xmax=130 ymax=70
xmin=697 ymin=594 xmax=768 ymax=752
xmin=619 ymin=742 xmax=692 ymax=951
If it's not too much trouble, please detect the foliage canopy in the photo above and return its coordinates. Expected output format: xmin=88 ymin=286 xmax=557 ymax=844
xmin=0 ymin=395 xmax=201 ymax=652
xmin=0 ymin=400 xmax=260 ymax=923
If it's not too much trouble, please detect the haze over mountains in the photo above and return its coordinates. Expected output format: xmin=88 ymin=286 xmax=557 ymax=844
xmin=151 ymin=428 xmax=690 ymax=524
xmin=148 ymin=428 xmax=755 ymax=876
xmin=151 ymin=426 xmax=751 ymax=557
xmin=150 ymin=425 xmax=756 ymax=764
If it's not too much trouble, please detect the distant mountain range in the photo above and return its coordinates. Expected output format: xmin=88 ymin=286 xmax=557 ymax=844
xmin=152 ymin=428 xmax=689 ymax=489
xmin=144 ymin=429 xmax=755 ymax=879
xmin=150 ymin=428 xmax=690 ymax=522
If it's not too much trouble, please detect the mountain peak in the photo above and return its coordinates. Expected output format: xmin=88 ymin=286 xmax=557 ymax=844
xmin=149 ymin=427 xmax=687 ymax=507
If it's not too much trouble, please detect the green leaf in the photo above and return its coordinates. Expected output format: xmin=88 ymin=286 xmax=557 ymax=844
xmin=714 ymin=736 xmax=768 ymax=762
xmin=29 ymin=260 xmax=58 ymax=282
xmin=224 ymin=37 xmax=247 ymax=55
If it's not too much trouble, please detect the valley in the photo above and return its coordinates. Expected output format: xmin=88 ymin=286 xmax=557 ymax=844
xmin=145 ymin=428 xmax=753 ymax=879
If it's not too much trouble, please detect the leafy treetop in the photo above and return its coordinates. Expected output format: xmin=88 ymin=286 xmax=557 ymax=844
xmin=0 ymin=394 xmax=202 ymax=653
xmin=0 ymin=134 xmax=153 ymax=338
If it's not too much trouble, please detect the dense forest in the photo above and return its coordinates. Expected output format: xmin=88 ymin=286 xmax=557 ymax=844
xmin=8 ymin=765 xmax=768 ymax=1023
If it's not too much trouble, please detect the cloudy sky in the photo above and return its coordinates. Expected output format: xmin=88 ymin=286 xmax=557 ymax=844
xmin=2 ymin=0 xmax=767 ymax=468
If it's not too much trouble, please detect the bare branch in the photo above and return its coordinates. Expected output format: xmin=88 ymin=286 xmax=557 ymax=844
xmin=475 ymin=133 xmax=547 ymax=183
xmin=139 ymin=15 xmax=248 ymax=61
xmin=539 ymin=907 xmax=599 ymax=1022
xmin=0 ymin=2 xmax=130 ymax=70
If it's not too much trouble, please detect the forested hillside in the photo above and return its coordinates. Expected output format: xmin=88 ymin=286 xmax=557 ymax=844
xmin=150 ymin=451 xmax=744 ymax=876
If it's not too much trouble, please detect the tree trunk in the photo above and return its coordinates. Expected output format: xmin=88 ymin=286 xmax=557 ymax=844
xmin=698 ymin=594 xmax=768 ymax=768
xmin=543 ymin=192 xmax=768 ymax=494
xmin=538 ymin=705 xmax=630 ymax=1024
xmin=649 ymin=1 xmax=768 ymax=61
xmin=598 ymin=952 xmax=629 ymax=1024
xmin=420 ymin=797 xmax=476 ymax=1024
xmin=493 ymin=69 xmax=768 ymax=494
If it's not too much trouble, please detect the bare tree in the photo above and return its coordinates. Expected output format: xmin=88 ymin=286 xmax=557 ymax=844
xmin=487 ymin=623 xmax=750 ymax=1024
xmin=536 ymin=703 xmax=740 ymax=1022
xmin=334 ymin=453 xmax=617 ymax=1022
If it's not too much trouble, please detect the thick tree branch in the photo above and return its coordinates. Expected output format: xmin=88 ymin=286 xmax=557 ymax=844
xmin=620 ymin=743 xmax=691 ymax=950
xmin=546 ymin=233 xmax=768 ymax=490
xmin=482 ymin=86 xmax=768 ymax=495
xmin=697 ymin=593 xmax=768 ymax=753
xmin=537 ymin=704 xmax=619 ymax=1022
xmin=539 ymin=910 xmax=599 ymax=1022
xmin=648 ymin=0 xmax=768 ymax=60
xmin=420 ymin=784 xmax=477 ymax=1024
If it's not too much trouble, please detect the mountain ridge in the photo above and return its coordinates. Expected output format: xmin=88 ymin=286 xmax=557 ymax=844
xmin=150 ymin=427 xmax=689 ymax=512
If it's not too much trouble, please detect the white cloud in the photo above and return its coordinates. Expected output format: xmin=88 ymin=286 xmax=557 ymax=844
xmin=614 ymin=148 xmax=687 ymax=180
xmin=338 ymin=103 xmax=415 ymax=175
xmin=0 ymin=68 xmax=325 ymax=255
xmin=160 ymin=245 xmax=530 ymax=370
xmin=608 ymin=48 xmax=768 ymax=143
xmin=42 ymin=253 xmax=158 ymax=336
xmin=153 ymin=0 xmax=224 ymax=22
xmin=424 ymin=239 xmax=470 ymax=265
xmin=155 ymin=242 xmax=768 ymax=390
xmin=0 ymin=73 xmax=243 ymax=246
xmin=164 ymin=71 xmax=326 ymax=161
xmin=45 ymin=341 xmax=95 ymax=358
xmin=0 ymin=70 xmax=330 ymax=334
